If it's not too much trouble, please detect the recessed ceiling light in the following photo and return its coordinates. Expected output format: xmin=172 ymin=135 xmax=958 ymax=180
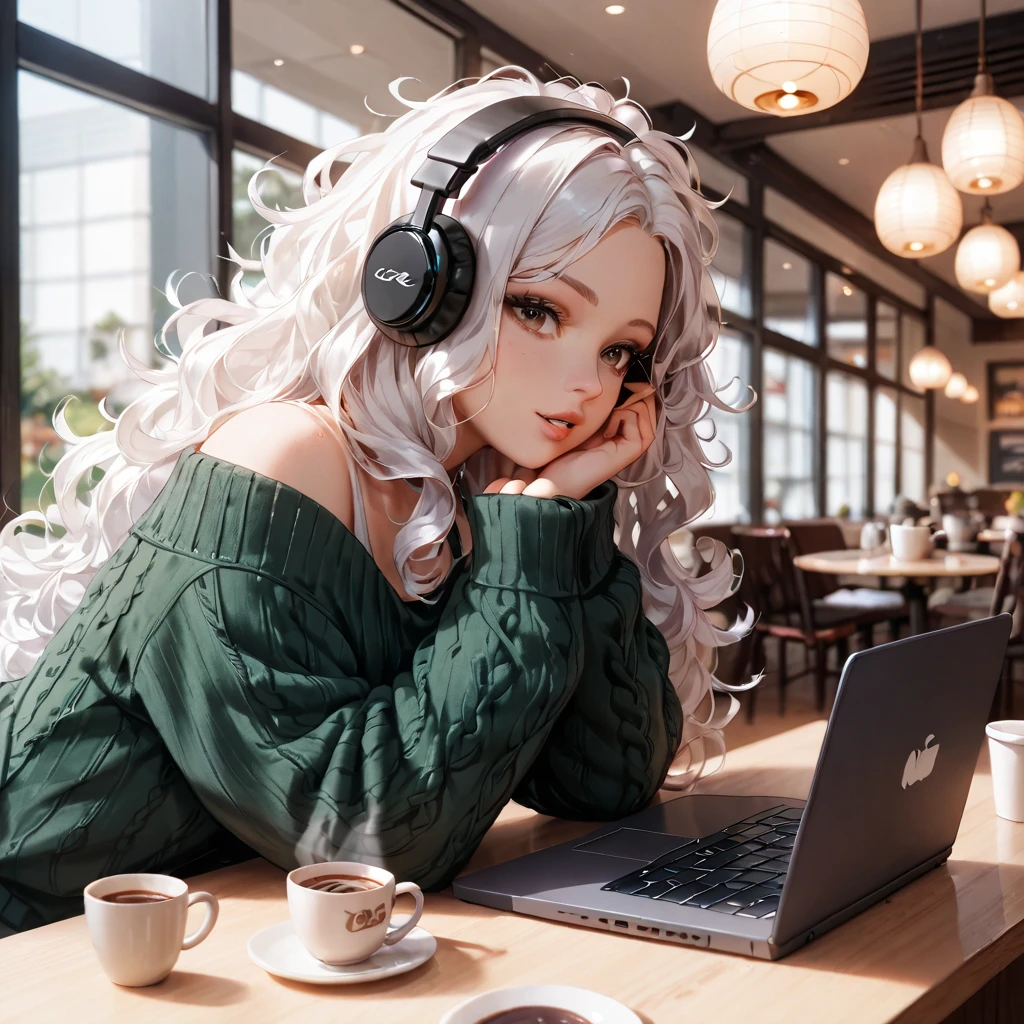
xmin=842 ymin=285 xmax=853 ymax=296
xmin=782 ymin=261 xmax=793 ymax=270
xmin=605 ymin=4 xmax=626 ymax=13
xmin=838 ymin=157 xmax=850 ymax=165
xmin=841 ymin=265 xmax=853 ymax=274
xmin=273 ymin=58 xmax=284 ymax=67
xmin=349 ymin=43 xmax=365 ymax=55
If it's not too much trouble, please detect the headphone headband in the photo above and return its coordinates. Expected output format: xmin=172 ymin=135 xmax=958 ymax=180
xmin=362 ymin=95 xmax=643 ymax=347
xmin=408 ymin=96 xmax=641 ymax=227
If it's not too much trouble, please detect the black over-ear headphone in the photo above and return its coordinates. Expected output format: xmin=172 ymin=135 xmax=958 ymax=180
xmin=360 ymin=96 xmax=640 ymax=349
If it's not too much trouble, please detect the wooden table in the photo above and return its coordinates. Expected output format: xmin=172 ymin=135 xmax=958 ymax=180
xmin=3 ymin=722 xmax=1024 ymax=1023
xmin=793 ymin=549 xmax=1000 ymax=636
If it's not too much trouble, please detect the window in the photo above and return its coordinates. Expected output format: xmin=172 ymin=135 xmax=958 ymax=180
xmin=709 ymin=212 xmax=751 ymax=319
xmin=825 ymin=272 xmax=867 ymax=369
xmin=901 ymin=313 xmax=927 ymax=394
xmin=232 ymin=0 xmax=456 ymax=145
xmin=901 ymin=395 xmax=927 ymax=503
xmin=876 ymin=301 xmax=899 ymax=380
xmin=18 ymin=0 xmax=211 ymax=98
xmin=480 ymin=47 xmax=511 ymax=76
xmin=19 ymin=72 xmax=214 ymax=513
xmin=826 ymin=372 xmax=868 ymax=518
xmin=764 ymin=239 xmax=815 ymax=346
xmin=763 ymin=349 xmax=817 ymax=523
xmin=689 ymin=145 xmax=749 ymax=206
xmin=875 ymin=387 xmax=899 ymax=515
xmin=696 ymin=329 xmax=752 ymax=523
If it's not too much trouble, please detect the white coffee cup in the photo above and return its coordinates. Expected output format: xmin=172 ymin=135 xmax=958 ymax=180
xmin=83 ymin=873 xmax=219 ymax=987
xmin=890 ymin=523 xmax=939 ymax=562
xmin=287 ymin=861 xmax=424 ymax=965
xmin=986 ymin=721 xmax=1024 ymax=821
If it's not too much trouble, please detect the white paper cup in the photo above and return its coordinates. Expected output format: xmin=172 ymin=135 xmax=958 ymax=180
xmin=287 ymin=861 xmax=424 ymax=965
xmin=986 ymin=721 xmax=1024 ymax=822
xmin=83 ymin=873 xmax=219 ymax=987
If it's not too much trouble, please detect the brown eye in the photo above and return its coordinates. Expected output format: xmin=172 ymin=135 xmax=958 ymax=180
xmin=504 ymin=295 xmax=562 ymax=338
xmin=602 ymin=345 xmax=637 ymax=373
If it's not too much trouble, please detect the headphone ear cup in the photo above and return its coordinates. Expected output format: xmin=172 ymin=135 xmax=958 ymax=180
xmin=411 ymin=214 xmax=475 ymax=347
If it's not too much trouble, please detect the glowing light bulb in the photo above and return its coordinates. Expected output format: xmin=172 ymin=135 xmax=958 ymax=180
xmin=978 ymin=177 xmax=993 ymax=189
xmin=349 ymin=43 xmax=365 ymax=55
xmin=605 ymin=4 xmax=625 ymax=12
xmin=782 ymin=262 xmax=793 ymax=270
xmin=782 ymin=81 xmax=797 ymax=93
xmin=909 ymin=241 xmax=924 ymax=251
xmin=273 ymin=58 xmax=284 ymax=66
xmin=778 ymin=93 xmax=800 ymax=110
xmin=842 ymin=285 xmax=853 ymax=296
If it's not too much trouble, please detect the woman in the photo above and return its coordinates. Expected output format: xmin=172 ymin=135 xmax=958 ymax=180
xmin=0 ymin=69 xmax=746 ymax=935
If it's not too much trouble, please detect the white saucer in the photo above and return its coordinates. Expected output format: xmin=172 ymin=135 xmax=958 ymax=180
xmin=439 ymin=984 xmax=641 ymax=1024
xmin=247 ymin=920 xmax=436 ymax=985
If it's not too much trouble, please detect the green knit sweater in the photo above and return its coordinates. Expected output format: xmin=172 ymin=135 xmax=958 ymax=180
xmin=0 ymin=450 xmax=682 ymax=934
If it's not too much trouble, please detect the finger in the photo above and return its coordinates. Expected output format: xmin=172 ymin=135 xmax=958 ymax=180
xmin=500 ymin=479 xmax=528 ymax=494
xmin=484 ymin=477 xmax=512 ymax=494
xmin=618 ymin=407 xmax=643 ymax=447
xmin=604 ymin=409 xmax=625 ymax=438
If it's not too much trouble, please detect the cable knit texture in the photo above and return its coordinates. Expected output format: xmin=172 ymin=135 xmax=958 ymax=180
xmin=0 ymin=450 xmax=682 ymax=934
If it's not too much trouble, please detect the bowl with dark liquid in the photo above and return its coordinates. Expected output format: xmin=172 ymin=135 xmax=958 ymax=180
xmin=438 ymin=985 xmax=641 ymax=1024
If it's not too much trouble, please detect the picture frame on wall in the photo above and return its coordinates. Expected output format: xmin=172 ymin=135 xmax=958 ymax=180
xmin=989 ymin=430 xmax=1024 ymax=485
xmin=988 ymin=362 xmax=1024 ymax=419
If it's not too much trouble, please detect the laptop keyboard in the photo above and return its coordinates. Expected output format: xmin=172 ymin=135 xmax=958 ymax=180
xmin=601 ymin=804 xmax=802 ymax=919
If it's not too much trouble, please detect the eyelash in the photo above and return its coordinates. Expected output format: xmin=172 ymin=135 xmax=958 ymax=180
xmin=502 ymin=293 xmax=642 ymax=373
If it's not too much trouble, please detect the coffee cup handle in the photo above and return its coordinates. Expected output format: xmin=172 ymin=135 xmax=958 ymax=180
xmin=383 ymin=882 xmax=424 ymax=946
xmin=182 ymin=891 xmax=219 ymax=950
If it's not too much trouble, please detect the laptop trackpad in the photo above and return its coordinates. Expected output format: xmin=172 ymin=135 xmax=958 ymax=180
xmin=573 ymin=828 xmax=693 ymax=862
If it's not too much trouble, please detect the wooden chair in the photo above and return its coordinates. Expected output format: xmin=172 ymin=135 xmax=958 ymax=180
xmin=786 ymin=521 xmax=908 ymax=647
xmin=733 ymin=526 xmax=855 ymax=719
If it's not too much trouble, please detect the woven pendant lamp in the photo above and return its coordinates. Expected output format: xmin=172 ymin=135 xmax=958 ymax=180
xmin=941 ymin=0 xmax=1024 ymax=195
xmin=990 ymin=272 xmax=1024 ymax=318
xmin=954 ymin=201 xmax=1021 ymax=293
xmin=874 ymin=0 xmax=962 ymax=259
xmin=706 ymin=0 xmax=870 ymax=116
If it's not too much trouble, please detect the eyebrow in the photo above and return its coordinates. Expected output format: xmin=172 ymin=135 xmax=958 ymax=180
xmin=558 ymin=273 xmax=599 ymax=306
xmin=629 ymin=318 xmax=657 ymax=336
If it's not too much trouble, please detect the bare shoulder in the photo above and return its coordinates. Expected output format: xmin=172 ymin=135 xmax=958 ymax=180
xmin=197 ymin=402 xmax=354 ymax=529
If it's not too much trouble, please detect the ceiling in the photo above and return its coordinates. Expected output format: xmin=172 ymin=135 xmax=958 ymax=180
xmin=464 ymin=0 xmax=1024 ymax=307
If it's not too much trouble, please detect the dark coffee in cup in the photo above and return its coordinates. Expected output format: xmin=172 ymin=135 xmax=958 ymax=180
xmin=480 ymin=1009 xmax=590 ymax=1024
xmin=300 ymin=873 xmax=381 ymax=893
xmin=100 ymin=890 xmax=173 ymax=905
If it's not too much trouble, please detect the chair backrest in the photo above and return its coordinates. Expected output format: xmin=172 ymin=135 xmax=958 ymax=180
xmin=732 ymin=526 xmax=803 ymax=625
xmin=786 ymin=521 xmax=846 ymax=600
xmin=972 ymin=488 xmax=1012 ymax=521
xmin=989 ymin=527 xmax=1024 ymax=639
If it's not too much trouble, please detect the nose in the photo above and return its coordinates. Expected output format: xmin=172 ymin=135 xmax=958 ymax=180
xmin=563 ymin=355 xmax=604 ymax=401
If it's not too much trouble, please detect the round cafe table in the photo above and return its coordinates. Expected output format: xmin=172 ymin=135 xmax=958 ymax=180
xmin=792 ymin=549 xmax=1000 ymax=637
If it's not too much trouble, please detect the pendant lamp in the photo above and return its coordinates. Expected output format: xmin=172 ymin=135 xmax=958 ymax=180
xmin=908 ymin=345 xmax=953 ymax=391
xmin=941 ymin=0 xmax=1024 ymax=195
xmin=706 ymin=0 xmax=870 ymax=116
xmin=961 ymin=385 xmax=980 ymax=404
xmin=954 ymin=200 xmax=1021 ymax=294
xmin=990 ymin=272 xmax=1024 ymax=318
xmin=944 ymin=372 xmax=968 ymax=399
xmin=874 ymin=0 xmax=962 ymax=259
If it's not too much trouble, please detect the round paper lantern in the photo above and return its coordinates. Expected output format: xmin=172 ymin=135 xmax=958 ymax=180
xmin=707 ymin=0 xmax=870 ymax=116
xmin=961 ymin=385 xmax=980 ymax=405
xmin=954 ymin=206 xmax=1020 ymax=294
xmin=942 ymin=74 xmax=1024 ymax=195
xmin=874 ymin=138 xmax=963 ymax=259
xmin=944 ymin=372 xmax=968 ymax=399
xmin=990 ymin=272 xmax=1024 ymax=318
xmin=908 ymin=346 xmax=953 ymax=390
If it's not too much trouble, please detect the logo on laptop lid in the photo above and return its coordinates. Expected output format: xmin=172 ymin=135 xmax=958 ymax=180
xmin=902 ymin=734 xmax=940 ymax=789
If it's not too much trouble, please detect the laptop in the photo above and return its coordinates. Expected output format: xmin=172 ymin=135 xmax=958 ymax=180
xmin=453 ymin=615 xmax=1011 ymax=960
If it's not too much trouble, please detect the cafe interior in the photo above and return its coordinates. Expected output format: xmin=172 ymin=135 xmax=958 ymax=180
xmin=5 ymin=0 xmax=1024 ymax=1021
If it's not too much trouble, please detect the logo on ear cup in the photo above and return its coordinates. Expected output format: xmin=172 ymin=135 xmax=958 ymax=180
xmin=374 ymin=268 xmax=417 ymax=287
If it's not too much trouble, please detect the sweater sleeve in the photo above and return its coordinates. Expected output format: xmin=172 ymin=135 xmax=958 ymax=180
xmin=512 ymin=542 xmax=684 ymax=822
xmin=131 ymin=485 xmax=619 ymax=891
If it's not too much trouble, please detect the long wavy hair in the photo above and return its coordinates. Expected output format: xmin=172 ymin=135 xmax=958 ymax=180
xmin=0 ymin=68 xmax=750 ymax=787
